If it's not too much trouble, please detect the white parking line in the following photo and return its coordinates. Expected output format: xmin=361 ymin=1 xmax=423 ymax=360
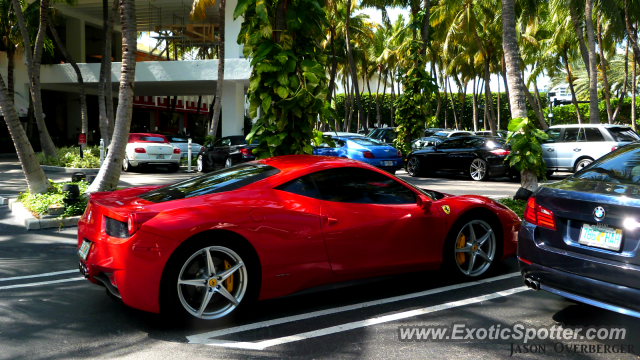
xmin=205 ymin=287 xmax=530 ymax=350
xmin=0 ymin=277 xmax=85 ymax=290
xmin=188 ymin=271 xmax=522 ymax=344
xmin=0 ymin=269 xmax=78 ymax=282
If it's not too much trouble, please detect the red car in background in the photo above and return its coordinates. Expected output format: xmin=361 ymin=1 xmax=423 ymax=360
xmin=77 ymin=156 xmax=520 ymax=320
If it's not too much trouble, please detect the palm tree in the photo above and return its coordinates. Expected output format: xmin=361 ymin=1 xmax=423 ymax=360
xmin=191 ymin=0 xmax=226 ymax=138
xmin=345 ymin=0 xmax=366 ymax=127
xmin=585 ymin=0 xmax=600 ymax=124
xmin=98 ymin=0 xmax=118 ymax=146
xmin=11 ymin=0 xmax=57 ymax=158
xmin=87 ymin=0 xmax=137 ymax=192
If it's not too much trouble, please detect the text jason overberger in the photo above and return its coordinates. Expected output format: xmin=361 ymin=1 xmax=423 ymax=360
xmin=510 ymin=343 xmax=635 ymax=356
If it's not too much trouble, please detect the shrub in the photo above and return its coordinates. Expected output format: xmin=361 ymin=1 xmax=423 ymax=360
xmin=497 ymin=198 xmax=526 ymax=219
xmin=37 ymin=146 xmax=101 ymax=168
xmin=18 ymin=180 xmax=90 ymax=218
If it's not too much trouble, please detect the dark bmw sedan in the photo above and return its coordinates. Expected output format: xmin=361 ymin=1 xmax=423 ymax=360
xmin=519 ymin=144 xmax=640 ymax=318
xmin=405 ymin=136 xmax=513 ymax=181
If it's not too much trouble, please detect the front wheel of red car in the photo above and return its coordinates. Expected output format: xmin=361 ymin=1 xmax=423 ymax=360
xmin=442 ymin=215 xmax=499 ymax=278
xmin=164 ymin=240 xmax=258 ymax=321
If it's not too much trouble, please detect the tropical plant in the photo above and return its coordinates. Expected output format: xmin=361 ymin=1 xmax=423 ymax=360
xmin=505 ymin=117 xmax=549 ymax=191
xmin=234 ymin=0 xmax=335 ymax=158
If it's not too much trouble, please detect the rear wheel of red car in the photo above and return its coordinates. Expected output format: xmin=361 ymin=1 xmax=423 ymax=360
xmin=442 ymin=215 xmax=499 ymax=278
xmin=164 ymin=239 xmax=258 ymax=320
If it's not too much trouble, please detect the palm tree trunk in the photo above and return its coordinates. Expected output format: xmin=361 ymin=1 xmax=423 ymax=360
xmin=47 ymin=17 xmax=88 ymax=150
xmin=327 ymin=28 xmax=338 ymax=104
xmin=0 ymin=74 xmax=51 ymax=194
xmin=501 ymin=55 xmax=511 ymax=115
xmin=209 ymin=0 xmax=226 ymax=137
xmin=597 ymin=21 xmax=613 ymax=123
xmin=87 ymin=0 xmax=137 ymax=193
xmin=472 ymin=77 xmax=478 ymax=131
xmin=347 ymin=81 xmax=355 ymax=131
xmin=345 ymin=0 xmax=365 ymax=124
xmin=106 ymin=0 xmax=117 ymax=141
xmin=563 ymin=49 xmax=584 ymax=124
xmin=447 ymin=79 xmax=459 ymax=130
xmin=381 ymin=72 xmax=388 ymax=126
xmin=633 ymin=53 xmax=637 ymax=132
xmin=390 ymin=72 xmax=395 ymax=123
xmin=28 ymin=0 xmax=57 ymax=158
xmin=533 ymin=78 xmax=544 ymax=117
xmin=585 ymin=0 xmax=600 ymax=124
xmin=7 ymin=45 xmax=14 ymax=103
xmin=421 ymin=0 xmax=430 ymax=56
xmin=502 ymin=0 xmax=537 ymax=190
xmin=625 ymin=2 xmax=640 ymax=67
xmin=612 ymin=41 xmax=629 ymax=122
xmin=460 ymin=81 xmax=468 ymax=129
xmin=365 ymin=68 xmax=373 ymax=133
xmin=443 ymin=75 xmax=448 ymax=129
xmin=98 ymin=0 xmax=112 ymax=146
xmin=569 ymin=0 xmax=591 ymax=78
xmin=375 ymin=67 xmax=382 ymax=127
xmin=522 ymin=78 xmax=547 ymax=129
xmin=473 ymin=27 xmax=497 ymax=135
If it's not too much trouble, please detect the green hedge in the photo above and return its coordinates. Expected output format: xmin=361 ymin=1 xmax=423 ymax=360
xmin=334 ymin=92 xmax=548 ymax=131
xmin=543 ymin=96 xmax=640 ymax=126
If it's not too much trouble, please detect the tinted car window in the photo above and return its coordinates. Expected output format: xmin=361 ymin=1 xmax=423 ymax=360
xmin=545 ymin=128 xmax=561 ymax=142
xmin=451 ymin=132 xmax=473 ymax=137
xmin=310 ymin=168 xmax=416 ymax=204
xmin=276 ymin=175 xmax=320 ymax=198
xmin=138 ymin=136 xmax=166 ymax=142
xmin=460 ymin=138 xmax=485 ymax=148
xmin=608 ymin=127 xmax=640 ymax=142
xmin=584 ymin=127 xmax=605 ymax=142
xmin=350 ymin=138 xmax=385 ymax=146
xmin=219 ymin=138 xmax=232 ymax=146
xmin=168 ymin=137 xmax=188 ymax=143
xmin=434 ymin=132 xmax=451 ymax=137
xmin=574 ymin=145 xmax=640 ymax=185
xmin=437 ymin=139 xmax=465 ymax=149
xmin=139 ymin=163 xmax=279 ymax=203
xmin=563 ymin=128 xmax=580 ymax=142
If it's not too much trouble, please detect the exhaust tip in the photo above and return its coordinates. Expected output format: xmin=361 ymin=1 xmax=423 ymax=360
xmin=524 ymin=276 xmax=540 ymax=291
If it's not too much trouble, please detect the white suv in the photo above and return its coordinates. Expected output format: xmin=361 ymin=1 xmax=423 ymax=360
xmin=541 ymin=124 xmax=639 ymax=173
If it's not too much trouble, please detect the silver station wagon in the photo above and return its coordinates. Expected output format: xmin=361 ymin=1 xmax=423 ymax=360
xmin=542 ymin=124 xmax=640 ymax=174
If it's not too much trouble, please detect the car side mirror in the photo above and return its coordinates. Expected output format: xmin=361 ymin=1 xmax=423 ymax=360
xmin=417 ymin=195 xmax=432 ymax=211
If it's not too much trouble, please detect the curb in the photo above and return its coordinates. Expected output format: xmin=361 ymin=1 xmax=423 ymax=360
xmin=41 ymin=165 xmax=100 ymax=174
xmin=8 ymin=199 xmax=80 ymax=230
xmin=0 ymin=196 xmax=8 ymax=205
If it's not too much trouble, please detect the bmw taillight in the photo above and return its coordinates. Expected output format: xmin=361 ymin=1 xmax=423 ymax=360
xmin=134 ymin=148 xmax=146 ymax=153
xmin=524 ymin=197 xmax=556 ymax=230
xmin=363 ymin=151 xmax=374 ymax=158
xmin=239 ymin=148 xmax=253 ymax=157
xmin=490 ymin=149 xmax=511 ymax=156
xmin=173 ymin=148 xmax=181 ymax=154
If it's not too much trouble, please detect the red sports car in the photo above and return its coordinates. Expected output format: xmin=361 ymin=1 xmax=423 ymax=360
xmin=77 ymin=155 xmax=519 ymax=320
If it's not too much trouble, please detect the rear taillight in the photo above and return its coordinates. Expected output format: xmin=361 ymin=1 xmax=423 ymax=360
xmin=173 ymin=148 xmax=181 ymax=154
xmin=523 ymin=197 xmax=556 ymax=230
xmin=200 ymin=146 xmax=205 ymax=152
xmin=127 ymin=212 xmax=159 ymax=236
xmin=490 ymin=149 xmax=511 ymax=156
xmin=105 ymin=216 xmax=130 ymax=238
xmin=134 ymin=148 xmax=146 ymax=153
xmin=397 ymin=150 xmax=402 ymax=157
xmin=612 ymin=146 xmax=619 ymax=152
xmin=363 ymin=151 xmax=374 ymax=158
xmin=239 ymin=148 xmax=253 ymax=156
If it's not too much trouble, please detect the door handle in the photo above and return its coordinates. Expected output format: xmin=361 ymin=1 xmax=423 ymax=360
xmin=322 ymin=216 xmax=338 ymax=225
xmin=573 ymin=148 xmax=581 ymax=152
xmin=547 ymin=148 xmax=554 ymax=152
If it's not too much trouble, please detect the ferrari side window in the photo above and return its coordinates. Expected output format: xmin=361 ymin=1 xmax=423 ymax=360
xmin=275 ymin=176 xmax=321 ymax=199
xmin=310 ymin=168 xmax=416 ymax=204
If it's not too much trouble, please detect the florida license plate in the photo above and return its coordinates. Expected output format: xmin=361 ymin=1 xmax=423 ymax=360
xmin=578 ymin=224 xmax=623 ymax=251
xmin=157 ymin=155 xmax=164 ymax=159
xmin=381 ymin=161 xmax=394 ymax=167
xmin=78 ymin=240 xmax=92 ymax=260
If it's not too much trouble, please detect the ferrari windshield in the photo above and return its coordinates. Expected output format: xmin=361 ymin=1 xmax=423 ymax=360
xmin=139 ymin=163 xmax=279 ymax=203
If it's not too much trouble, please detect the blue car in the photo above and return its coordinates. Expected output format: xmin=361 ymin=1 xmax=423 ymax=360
xmin=519 ymin=144 xmax=640 ymax=318
xmin=313 ymin=136 xmax=403 ymax=174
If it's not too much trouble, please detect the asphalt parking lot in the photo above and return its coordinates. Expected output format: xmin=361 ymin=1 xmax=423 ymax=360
xmin=2 ymin=160 xmax=636 ymax=360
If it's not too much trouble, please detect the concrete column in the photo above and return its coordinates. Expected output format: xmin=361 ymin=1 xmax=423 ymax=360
xmin=221 ymin=81 xmax=244 ymax=136
xmin=66 ymin=17 xmax=85 ymax=63
xmin=225 ymin=0 xmax=243 ymax=59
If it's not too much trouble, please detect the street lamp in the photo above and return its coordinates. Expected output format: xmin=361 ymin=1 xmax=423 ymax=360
xmin=548 ymin=110 xmax=554 ymax=127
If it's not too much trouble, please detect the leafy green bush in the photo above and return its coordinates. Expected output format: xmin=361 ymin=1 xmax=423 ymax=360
xmin=18 ymin=180 xmax=90 ymax=218
xmin=37 ymin=146 xmax=101 ymax=168
xmin=505 ymin=117 xmax=548 ymax=177
xmin=497 ymin=198 xmax=526 ymax=219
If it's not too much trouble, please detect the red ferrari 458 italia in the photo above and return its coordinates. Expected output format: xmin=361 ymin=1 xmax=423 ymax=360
xmin=77 ymin=155 xmax=519 ymax=320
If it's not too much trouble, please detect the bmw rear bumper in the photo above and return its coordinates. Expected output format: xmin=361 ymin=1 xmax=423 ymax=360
xmin=518 ymin=221 xmax=640 ymax=317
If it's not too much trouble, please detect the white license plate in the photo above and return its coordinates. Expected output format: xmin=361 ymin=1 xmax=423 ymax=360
xmin=381 ymin=161 xmax=394 ymax=167
xmin=157 ymin=155 xmax=165 ymax=159
xmin=78 ymin=240 xmax=92 ymax=260
xmin=578 ymin=224 xmax=623 ymax=251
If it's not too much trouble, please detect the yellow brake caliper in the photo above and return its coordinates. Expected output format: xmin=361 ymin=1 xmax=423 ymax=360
xmin=456 ymin=233 xmax=466 ymax=265
xmin=224 ymin=260 xmax=234 ymax=292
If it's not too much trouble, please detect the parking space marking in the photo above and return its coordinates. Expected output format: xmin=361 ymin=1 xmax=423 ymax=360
xmin=203 ymin=286 xmax=529 ymax=350
xmin=0 ymin=277 xmax=84 ymax=290
xmin=0 ymin=270 xmax=78 ymax=282
xmin=188 ymin=272 xmax=522 ymax=344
